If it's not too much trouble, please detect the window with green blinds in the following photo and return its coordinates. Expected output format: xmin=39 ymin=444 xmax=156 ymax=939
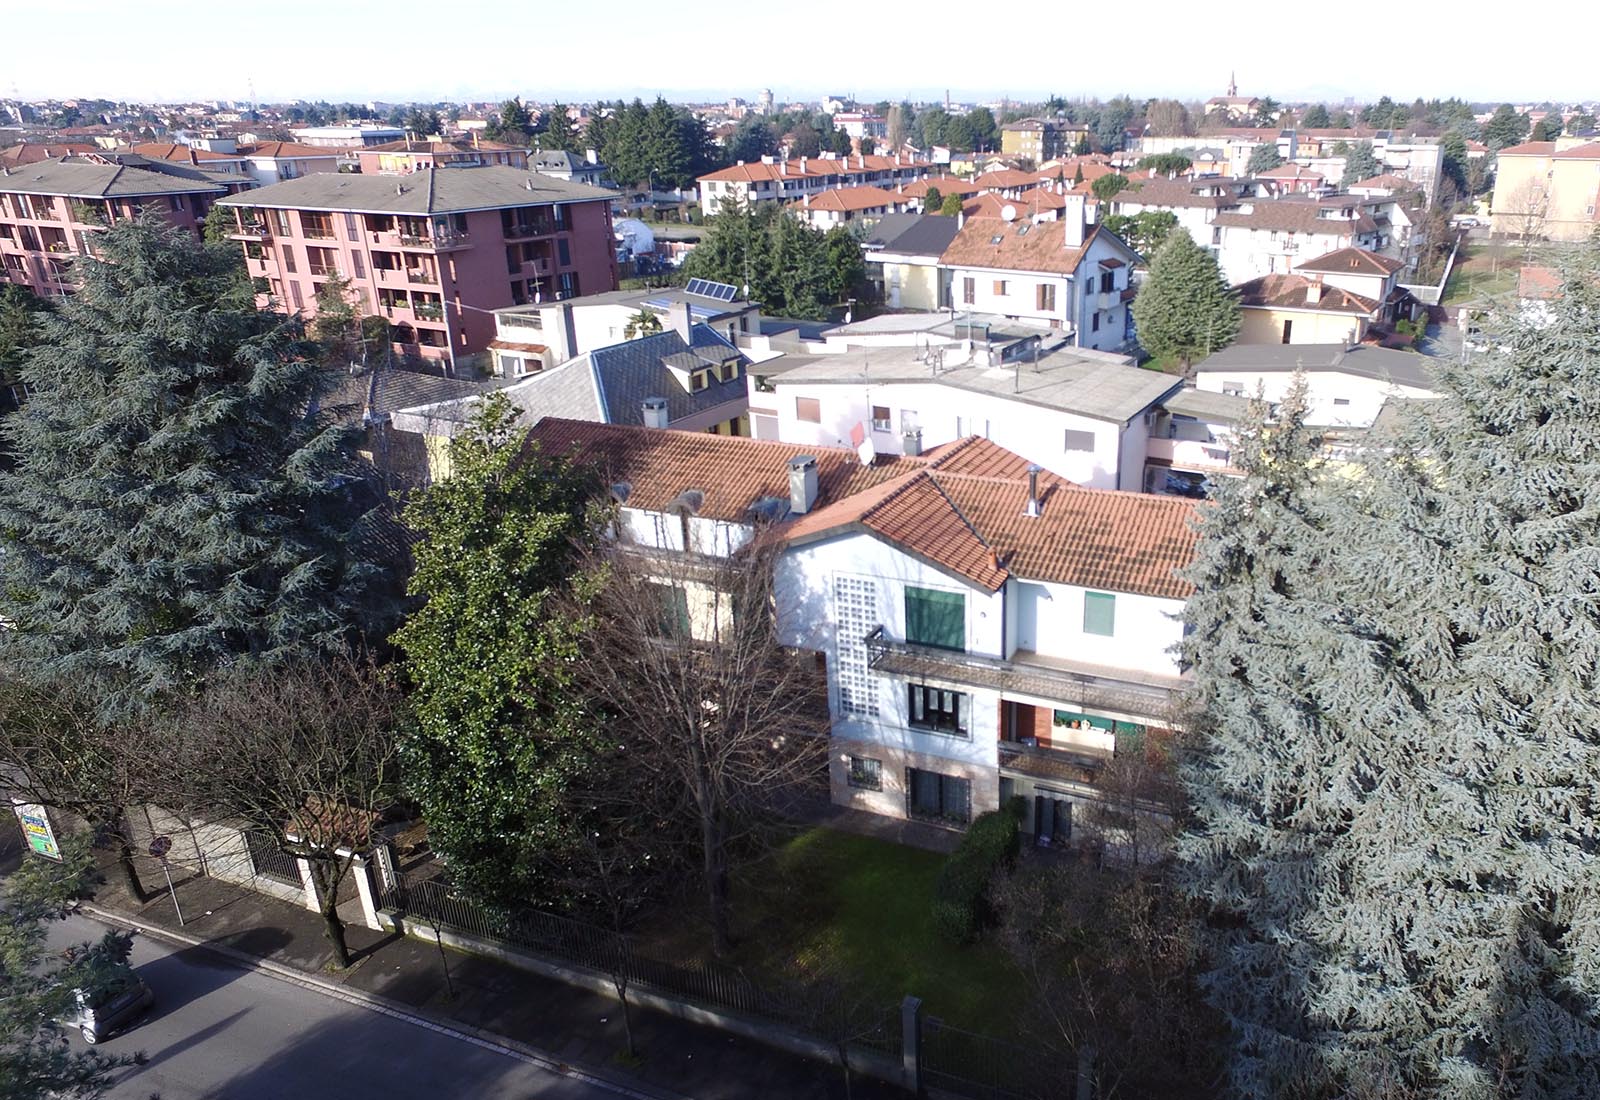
xmin=1083 ymin=591 xmax=1115 ymax=636
xmin=905 ymin=586 xmax=965 ymax=651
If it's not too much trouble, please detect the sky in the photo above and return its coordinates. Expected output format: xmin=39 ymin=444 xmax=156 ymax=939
xmin=10 ymin=0 xmax=1599 ymax=107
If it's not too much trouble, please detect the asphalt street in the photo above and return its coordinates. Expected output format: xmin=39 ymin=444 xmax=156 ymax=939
xmin=45 ymin=913 xmax=654 ymax=1100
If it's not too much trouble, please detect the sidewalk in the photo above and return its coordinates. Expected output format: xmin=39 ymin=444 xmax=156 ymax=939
xmin=93 ymin=857 xmax=908 ymax=1100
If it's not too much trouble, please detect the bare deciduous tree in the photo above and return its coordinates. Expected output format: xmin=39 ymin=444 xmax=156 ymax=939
xmin=0 ymin=673 xmax=155 ymax=902
xmin=162 ymin=655 xmax=403 ymax=968
xmin=570 ymin=534 xmax=830 ymax=956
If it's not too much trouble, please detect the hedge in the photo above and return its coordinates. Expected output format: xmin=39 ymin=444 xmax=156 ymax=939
xmin=933 ymin=797 xmax=1026 ymax=943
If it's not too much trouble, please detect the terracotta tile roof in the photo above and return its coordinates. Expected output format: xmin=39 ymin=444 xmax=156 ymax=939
xmin=124 ymin=142 xmax=243 ymax=163
xmin=1015 ymin=186 xmax=1069 ymax=210
xmin=941 ymin=216 xmax=1114 ymax=276
xmin=976 ymin=168 xmax=1047 ymax=190
xmin=699 ymin=154 xmax=930 ymax=184
xmin=1295 ymin=246 xmax=1404 ymax=276
xmin=488 ymin=338 xmax=550 ymax=354
xmin=0 ymin=142 xmax=99 ymax=166
xmin=1497 ymin=141 xmax=1556 ymax=156
xmin=240 ymin=141 xmax=351 ymax=157
xmin=1235 ymin=273 xmax=1379 ymax=316
xmin=923 ymin=436 xmax=1047 ymax=479
xmin=785 ymin=462 xmax=1198 ymax=598
xmin=1554 ymin=141 xmax=1600 ymax=159
xmin=1257 ymin=164 xmax=1324 ymax=180
xmin=798 ymin=185 xmax=905 ymax=212
xmin=898 ymin=176 xmax=982 ymax=198
xmin=522 ymin=418 xmax=915 ymax=523
xmin=1111 ymin=176 xmax=1238 ymax=209
xmin=364 ymin=139 xmax=526 ymax=154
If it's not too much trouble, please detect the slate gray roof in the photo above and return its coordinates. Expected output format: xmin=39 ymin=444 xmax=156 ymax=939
xmin=217 ymin=165 xmax=614 ymax=214
xmin=1160 ymin=386 xmax=1254 ymax=424
xmin=0 ymin=158 xmax=227 ymax=198
xmin=323 ymin=362 xmax=505 ymax=425
xmin=1193 ymin=343 xmax=1439 ymax=392
xmin=863 ymin=213 xmax=964 ymax=257
xmin=390 ymin=324 xmax=750 ymax=436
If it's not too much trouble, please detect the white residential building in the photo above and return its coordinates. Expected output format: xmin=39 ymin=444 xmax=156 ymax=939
xmin=762 ymin=338 xmax=1179 ymax=490
xmin=521 ymin=418 xmax=1197 ymax=842
xmin=938 ymin=196 xmax=1141 ymax=352
xmin=1193 ymin=342 xmax=1440 ymax=429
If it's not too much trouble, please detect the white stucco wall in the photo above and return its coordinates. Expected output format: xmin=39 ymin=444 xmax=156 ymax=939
xmin=771 ymin=379 xmax=1127 ymax=487
xmin=1007 ymin=579 xmax=1185 ymax=678
xmin=1194 ymin=369 xmax=1436 ymax=429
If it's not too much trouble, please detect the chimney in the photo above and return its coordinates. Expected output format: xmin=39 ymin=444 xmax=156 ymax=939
xmin=667 ymin=300 xmax=694 ymax=340
xmin=642 ymin=396 xmax=669 ymax=429
xmin=1024 ymin=464 xmax=1042 ymax=517
xmin=800 ymin=156 xmax=808 ymax=174
xmin=788 ymin=455 xmax=819 ymax=514
xmin=1061 ymin=193 xmax=1085 ymax=248
xmin=1304 ymin=276 xmax=1323 ymax=305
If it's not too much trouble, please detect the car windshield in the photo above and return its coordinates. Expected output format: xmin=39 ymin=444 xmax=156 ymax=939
xmin=83 ymin=971 xmax=139 ymax=1009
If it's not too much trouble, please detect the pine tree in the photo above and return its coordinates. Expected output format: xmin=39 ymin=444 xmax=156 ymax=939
xmin=1129 ymin=229 xmax=1240 ymax=370
xmin=1181 ymin=248 xmax=1600 ymax=1098
xmin=539 ymin=102 xmax=581 ymax=154
xmin=393 ymin=393 xmax=606 ymax=904
xmin=1299 ymin=103 xmax=1331 ymax=128
xmin=0 ymin=218 xmax=386 ymax=709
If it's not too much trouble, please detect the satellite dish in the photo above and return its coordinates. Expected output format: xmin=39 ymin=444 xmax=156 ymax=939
xmin=1000 ymin=204 xmax=1017 ymax=222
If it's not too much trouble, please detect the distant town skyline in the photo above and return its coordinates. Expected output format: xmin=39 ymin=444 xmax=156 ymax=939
xmin=8 ymin=0 xmax=1597 ymax=107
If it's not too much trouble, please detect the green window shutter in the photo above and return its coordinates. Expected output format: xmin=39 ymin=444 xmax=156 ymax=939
xmin=905 ymin=586 xmax=965 ymax=650
xmin=1083 ymin=591 xmax=1115 ymax=637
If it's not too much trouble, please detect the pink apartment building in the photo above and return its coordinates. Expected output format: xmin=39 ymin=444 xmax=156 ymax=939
xmin=0 ymin=158 xmax=224 ymax=296
xmin=218 ymin=166 xmax=618 ymax=370
xmin=355 ymin=139 xmax=529 ymax=174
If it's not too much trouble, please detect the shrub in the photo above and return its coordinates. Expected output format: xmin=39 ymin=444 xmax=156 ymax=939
xmin=933 ymin=801 xmax=1025 ymax=943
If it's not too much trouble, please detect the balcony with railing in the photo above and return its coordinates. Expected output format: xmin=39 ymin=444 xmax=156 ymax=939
xmin=1146 ymin=421 xmax=1237 ymax=474
xmin=230 ymin=218 xmax=272 ymax=241
xmin=863 ymin=626 xmax=1182 ymax=722
xmin=372 ymin=229 xmax=472 ymax=252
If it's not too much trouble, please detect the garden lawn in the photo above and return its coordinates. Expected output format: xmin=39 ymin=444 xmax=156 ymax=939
xmin=726 ymin=827 xmax=1017 ymax=1031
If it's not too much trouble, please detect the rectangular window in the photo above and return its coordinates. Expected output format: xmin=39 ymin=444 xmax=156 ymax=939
xmin=1092 ymin=312 xmax=1100 ymax=332
xmin=343 ymin=212 xmax=360 ymax=237
xmin=847 ymin=756 xmax=883 ymax=790
xmin=557 ymin=237 xmax=571 ymax=267
xmin=282 ymin=246 xmax=297 ymax=274
xmin=1281 ymin=319 xmax=1293 ymax=344
xmin=1036 ymin=283 xmax=1056 ymax=311
xmin=904 ymin=586 xmax=964 ymax=651
xmin=1221 ymin=380 xmax=1245 ymax=397
xmin=962 ymin=277 xmax=975 ymax=304
xmin=648 ymin=583 xmax=691 ymax=638
xmin=289 ymin=282 xmax=304 ymax=310
xmin=169 ymin=195 xmax=184 ymax=213
xmin=871 ymin=405 xmax=891 ymax=431
xmin=992 ymin=279 xmax=1008 ymax=296
xmin=1099 ymin=271 xmax=1114 ymax=293
xmin=796 ymin=396 xmax=821 ymax=423
xmin=691 ymin=369 xmax=711 ymax=392
xmin=1063 ymin=428 xmax=1095 ymax=452
xmin=1083 ymin=591 xmax=1115 ymax=636
xmin=350 ymin=251 xmax=365 ymax=279
xmin=906 ymin=768 xmax=971 ymax=825
xmin=1332 ymin=397 xmax=1351 ymax=406
xmin=907 ymin=684 xmax=969 ymax=737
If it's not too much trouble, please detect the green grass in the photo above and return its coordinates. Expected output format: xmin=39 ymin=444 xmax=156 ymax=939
xmin=722 ymin=828 xmax=1017 ymax=1030
xmin=1442 ymin=240 xmax=1525 ymax=306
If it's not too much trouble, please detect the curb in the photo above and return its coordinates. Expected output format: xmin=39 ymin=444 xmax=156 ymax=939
xmin=80 ymin=902 xmax=689 ymax=1100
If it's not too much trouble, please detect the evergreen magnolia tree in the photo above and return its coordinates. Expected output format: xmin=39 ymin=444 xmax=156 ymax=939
xmin=0 ymin=218 xmax=385 ymax=708
xmin=393 ymin=393 xmax=606 ymax=904
xmin=1339 ymin=141 xmax=1381 ymax=186
xmin=1246 ymin=143 xmax=1283 ymax=174
xmin=1181 ymin=249 xmax=1600 ymax=1098
xmin=1130 ymin=229 xmax=1240 ymax=370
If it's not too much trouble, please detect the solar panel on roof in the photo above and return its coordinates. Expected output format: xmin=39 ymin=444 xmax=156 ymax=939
xmin=686 ymin=278 xmax=738 ymax=303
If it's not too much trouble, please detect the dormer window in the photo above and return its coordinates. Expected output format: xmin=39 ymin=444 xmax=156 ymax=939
xmin=691 ymin=369 xmax=712 ymax=392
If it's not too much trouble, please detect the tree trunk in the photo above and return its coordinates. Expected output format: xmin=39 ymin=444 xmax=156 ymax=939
xmin=322 ymin=902 xmax=351 ymax=969
xmin=699 ymin=806 xmax=731 ymax=957
xmin=615 ymin=979 xmax=637 ymax=1057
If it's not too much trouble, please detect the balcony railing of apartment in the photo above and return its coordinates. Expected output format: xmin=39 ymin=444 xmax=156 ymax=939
xmin=406 ymin=267 xmax=438 ymax=285
xmin=996 ymin=739 xmax=1106 ymax=785
xmin=413 ymin=303 xmax=444 ymax=321
xmin=504 ymin=219 xmax=558 ymax=239
xmin=396 ymin=230 xmax=472 ymax=251
xmin=307 ymin=264 xmax=340 ymax=278
xmin=863 ymin=626 xmax=1180 ymax=722
xmin=231 ymin=220 xmax=271 ymax=240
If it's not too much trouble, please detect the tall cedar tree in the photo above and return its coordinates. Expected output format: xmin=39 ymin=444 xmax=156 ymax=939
xmin=1339 ymin=141 xmax=1380 ymax=187
xmin=1246 ymin=143 xmax=1283 ymax=174
xmin=539 ymin=103 xmax=581 ymax=154
xmin=1181 ymin=250 xmax=1600 ymax=1097
xmin=1323 ymin=247 xmax=1600 ymax=1097
xmin=1129 ymin=230 xmax=1240 ymax=370
xmin=0 ymin=218 xmax=384 ymax=708
xmin=393 ymin=393 xmax=606 ymax=904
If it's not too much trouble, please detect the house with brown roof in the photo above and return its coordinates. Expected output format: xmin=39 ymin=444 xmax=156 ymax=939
xmin=789 ymin=185 xmax=913 ymax=229
xmin=698 ymin=152 xmax=931 ymax=216
xmin=1210 ymin=195 xmax=1387 ymax=286
xmin=1234 ymin=246 xmax=1415 ymax=347
xmin=522 ymin=416 xmax=1196 ymax=842
xmin=939 ymin=201 xmax=1142 ymax=353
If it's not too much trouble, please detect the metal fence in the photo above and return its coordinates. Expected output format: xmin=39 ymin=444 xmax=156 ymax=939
xmin=922 ymin=1016 xmax=1075 ymax=1100
xmin=243 ymin=831 xmax=302 ymax=887
xmin=380 ymin=876 xmax=1076 ymax=1097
